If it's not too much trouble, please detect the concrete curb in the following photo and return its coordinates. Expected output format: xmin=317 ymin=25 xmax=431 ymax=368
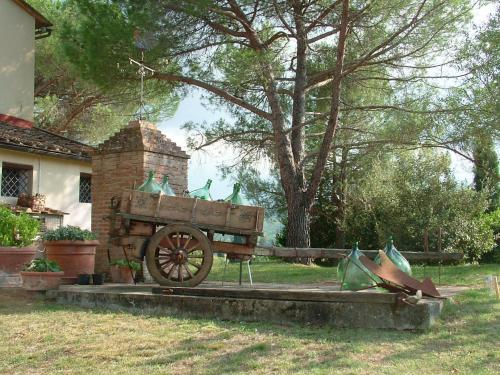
xmin=49 ymin=285 xmax=443 ymax=330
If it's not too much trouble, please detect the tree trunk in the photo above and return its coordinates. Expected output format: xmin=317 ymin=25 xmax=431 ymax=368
xmin=334 ymin=220 xmax=346 ymax=249
xmin=285 ymin=192 xmax=312 ymax=265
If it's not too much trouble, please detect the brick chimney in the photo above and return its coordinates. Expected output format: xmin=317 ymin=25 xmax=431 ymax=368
xmin=91 ymin=120 xmax=189 ymax=273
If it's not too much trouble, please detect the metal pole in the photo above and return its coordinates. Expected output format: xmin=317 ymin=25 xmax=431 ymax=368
xmin=247 ymin=260 xmax=253 ymax=286
xmin=438 ymin=227 xmax=442 ymax=285
xmin=222 ymin=257 xmax=228 ymax=287
xmin=239 ymin=260 xmax=243 ymax=286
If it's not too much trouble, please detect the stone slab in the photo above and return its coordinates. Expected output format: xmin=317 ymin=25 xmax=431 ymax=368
xmin=49 ymin=284 xmax=443 ymax=330
xmin=0 ymin=275 xmax=21 ymax=287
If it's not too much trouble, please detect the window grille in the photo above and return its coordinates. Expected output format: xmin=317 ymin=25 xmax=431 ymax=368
xmin=79 ymin=174 xmax=91 ymax=203
xmin=1 ymin=166 xmax=31 ymax=197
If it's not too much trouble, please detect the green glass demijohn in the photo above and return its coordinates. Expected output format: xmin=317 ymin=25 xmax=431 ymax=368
xmin=374 ymin=236 xmax=412 ymax=275
xmin=224 ymin=183 xmax=246 ymax=244
xmin=224 ymin=183 xmax=245 ymax=205
xmin=189 ymin=179 xmax=213 ymax=200
xmin=338 ymin=242 xmax=377 ymax=291
xmin=137 ymin=170 xmax=163 ymax=194
xmin=161 ymin=175 xmax=176 ymax=196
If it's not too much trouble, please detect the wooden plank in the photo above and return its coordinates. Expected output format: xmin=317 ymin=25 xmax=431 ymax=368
xmin=151 ymin=286 xmax=399 ymax=304
xmin=157 ymin=194 xmax=197 ymax=222
xmin=122 ymin=190 xmax=265 ymax=233
xmin=254 ymin=246 xmax=464 ymax=261
xmin=117 ymin=213 xmax=263 ymax=236
xmin=211 ymin=241 xmax=254 ymax=255
xmin=493 ymin=276 xmax=500 ymax=300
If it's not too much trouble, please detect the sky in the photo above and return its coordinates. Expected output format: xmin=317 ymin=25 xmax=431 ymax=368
xmin=157 ymin=4 xmax=497 ymax=198
xmin=158 ymin=91 xmax=237 ymax=199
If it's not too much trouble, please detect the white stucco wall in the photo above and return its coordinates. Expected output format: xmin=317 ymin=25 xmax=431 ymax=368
xmin=0 ymin=149 xmax=92 ymax=229
xmin=0 ymin=0 xmax=35 ymax=121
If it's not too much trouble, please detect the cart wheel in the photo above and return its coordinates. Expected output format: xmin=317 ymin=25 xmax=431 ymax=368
xmin=146 ymin=224 xmax=213 ymax=287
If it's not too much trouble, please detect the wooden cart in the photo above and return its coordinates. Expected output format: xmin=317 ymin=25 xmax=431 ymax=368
xmin=109 ymin=189 xmax=265 ymax=287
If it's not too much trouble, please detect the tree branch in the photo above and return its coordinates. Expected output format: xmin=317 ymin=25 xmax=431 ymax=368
xmin=305 ymin=0 xmax=342 ymax=33
xmin=154 ymin=72 xmax=272 ymax=120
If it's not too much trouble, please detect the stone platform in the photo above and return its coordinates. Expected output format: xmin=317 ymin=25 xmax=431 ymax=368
xmin=0 ymin=274 xmax=21 ymax=287
xmin=47 ymin=282 xmax=447 ymax=330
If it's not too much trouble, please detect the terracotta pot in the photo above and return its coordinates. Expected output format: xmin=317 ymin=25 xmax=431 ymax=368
xmin=0 ymin=246 xmax=37 ymax=275
xmin=110 ymin=266 xmax=135 ymax=284
xmin=20 ymin=271 xmax=64 ymax=291
xmin=44 ymin=240 xmax=98 ymax=284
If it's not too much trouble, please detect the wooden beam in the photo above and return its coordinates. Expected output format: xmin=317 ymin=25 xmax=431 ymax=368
xmin=152 ymin=286 xmax=400 ymax=304
xmin=254 ymin=246 xmax=464 ymax=261
xmin=211 ymin=241 xmax=254 ymax=255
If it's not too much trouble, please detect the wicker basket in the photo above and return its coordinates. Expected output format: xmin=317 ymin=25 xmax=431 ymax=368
xmin=17 ymin=193 xmax=46 ymax=211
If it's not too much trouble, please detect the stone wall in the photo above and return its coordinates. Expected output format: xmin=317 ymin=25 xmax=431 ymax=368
xmin=91 ymin=120 xmax=189 ymax=273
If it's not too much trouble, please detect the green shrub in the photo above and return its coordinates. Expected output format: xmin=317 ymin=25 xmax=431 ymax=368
xmin=110 ymin=259 xmax=142 ymax=271
xmin=480 ymin=209 xmax=500 ymax=263
xmin=23 ymin=258 xmax=62 ymax=272
xmin=0 ymin=206 xmax=40 ymax=247
xmin=43 ymin=226 xmax=97 ymax=241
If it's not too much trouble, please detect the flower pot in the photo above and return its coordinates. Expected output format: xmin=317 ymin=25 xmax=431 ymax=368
xmin=20 ymin=271 xmax=64 ymax=291
xmin=110 ymin=266 xmax=135 ymax=284
xmin=92 ymin=273 xmax=104 ymax=285
xmin=77 ymin=274 xmax=91 ymax=285
xmin=44 ymin=240 xmax=99 ymax=284
xmin=0 ymin=246 xmax=37 ymax=284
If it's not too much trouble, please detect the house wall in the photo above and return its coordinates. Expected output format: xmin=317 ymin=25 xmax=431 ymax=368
xmin=0 ymin=148 xmax=92 ymax=229
xmin=0 ymin=0 xmax=35 ymax=122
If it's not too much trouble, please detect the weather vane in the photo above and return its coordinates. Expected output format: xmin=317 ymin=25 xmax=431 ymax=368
xmin=129 ymin=29 xmax=158 ymax=120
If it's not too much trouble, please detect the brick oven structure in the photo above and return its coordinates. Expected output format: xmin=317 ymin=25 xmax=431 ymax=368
xmin=91 ymin=120 xmax=189 ymax=273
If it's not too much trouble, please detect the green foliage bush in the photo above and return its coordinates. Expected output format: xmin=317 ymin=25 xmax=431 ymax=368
xmin=341 ymin=152 xmax=495 ymax=261
xmin=0 ymin=207 xmax=40 ymax=247
xmin=23 ymin=259 xmax=62 ymax=272
xmin=479 ymin=209 xmax=500 ymax=263
xmin=110 ymin=259 xmax=142 ymax=271
xmin=43 ymin=226 xmax=97 ymax=241
xmin=298 ymin=150 xmax=497 ymax=262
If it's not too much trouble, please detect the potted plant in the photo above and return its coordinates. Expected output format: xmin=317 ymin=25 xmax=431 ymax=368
xmin=109 ymin=259 xmax=141 ymax=284
xmin=0 ymin=206 xmax=40 ymax=286
xmin=20 ymin=259 xmax=64 ymax=291
xmin=43 ymin=226 xmax=99 ymax=284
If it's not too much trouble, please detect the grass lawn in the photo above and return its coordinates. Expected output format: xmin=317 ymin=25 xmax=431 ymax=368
xmin=1 ymin=262 xmax=499 ymax=374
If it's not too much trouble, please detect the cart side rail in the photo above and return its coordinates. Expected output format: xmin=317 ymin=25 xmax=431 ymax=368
xmin=119 ymin=189 xmax=265 ymax=234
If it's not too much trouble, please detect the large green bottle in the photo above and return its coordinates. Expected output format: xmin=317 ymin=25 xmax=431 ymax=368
xmin=338 ymin=243 xmax=377 ymax=291
xmin=224 ymin=183 xmax=245 ymax=205
xmin=374 ymin=237 xmax=412 ymax=275
xmin=189 ymin=179 xmax=213 ymax=200
xmin=137 ymin=170 xmax=163 ymax=194
xmin=161 ymin=175 xmax=176 ymax=196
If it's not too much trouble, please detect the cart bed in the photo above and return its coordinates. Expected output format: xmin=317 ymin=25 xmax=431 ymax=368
xmin=119 ymin=189 xmax=264 ymax=235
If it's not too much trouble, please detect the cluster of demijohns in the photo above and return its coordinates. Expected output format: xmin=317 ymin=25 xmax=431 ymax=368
xmin=338 ymin=237 xmax=412 ymax=291
xmin=137 ymin=171 xmax=245 ymax=205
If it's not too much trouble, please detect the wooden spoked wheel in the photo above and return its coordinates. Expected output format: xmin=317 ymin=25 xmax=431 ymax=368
xmin=146 ymin=224 xmax=213 ymax=287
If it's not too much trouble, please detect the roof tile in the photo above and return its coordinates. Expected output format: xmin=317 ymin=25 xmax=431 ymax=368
xmin=0 ymin=122 xmax=93 ymax=162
